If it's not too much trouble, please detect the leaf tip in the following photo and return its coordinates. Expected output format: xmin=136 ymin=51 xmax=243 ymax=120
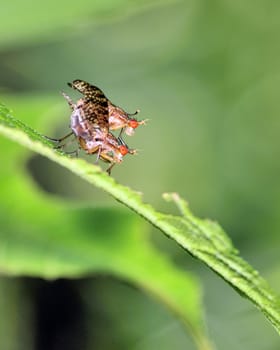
xmin=162 ymin=192 xmax=190 ymax=217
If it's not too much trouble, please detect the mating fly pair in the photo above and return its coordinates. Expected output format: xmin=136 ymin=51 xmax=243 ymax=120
xmin=48 ymin=79 xmax=146 ymax=174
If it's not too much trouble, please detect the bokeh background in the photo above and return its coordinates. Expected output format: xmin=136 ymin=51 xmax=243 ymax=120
xmin=1 ymin=0 xmax=280 ymax=349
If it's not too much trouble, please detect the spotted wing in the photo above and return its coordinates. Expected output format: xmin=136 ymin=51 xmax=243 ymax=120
xmin=68 ymin=79 xmax=109 ymax=132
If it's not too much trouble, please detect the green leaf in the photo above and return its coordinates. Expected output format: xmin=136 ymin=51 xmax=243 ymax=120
xmin=0 ymin=100 xmax=213 ymax=350
xmin=1 ymin=100 xmax=280 ymax=338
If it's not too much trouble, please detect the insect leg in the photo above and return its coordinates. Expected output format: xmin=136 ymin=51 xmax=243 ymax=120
xmin=117 ymin=136 xmax=128 ymax=147
xmin=118 ymin=127 xmax=124 ymax=138
xmin=127 ymin=109 xmax=140 ymax=116
xmin=61 ymin=92 xmax=75 ymax=110
xmin=44 ymin=131 xmax=74 ymax=144
xmin=63 ymin=148 xmax=80 ymax=157
xmin=94 ymin=146 xmax=102 ymax=164
xmin=106 ymin=162 xmax=115 ymax=175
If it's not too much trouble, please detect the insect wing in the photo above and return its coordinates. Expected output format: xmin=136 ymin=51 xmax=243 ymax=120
xmin=69 ymin=80 xmax=109 ymax=132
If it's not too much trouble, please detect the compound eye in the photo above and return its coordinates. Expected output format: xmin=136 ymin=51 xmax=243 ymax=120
xmin=129 ymin=119 xmax=139 ymax=129
xmin=119 ymin=145 xmax=128 ymax=156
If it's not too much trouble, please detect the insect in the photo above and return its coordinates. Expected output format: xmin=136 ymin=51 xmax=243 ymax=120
xmin=47 ymin=80 xmax=141 ymax=173
xmin=68 ymin=79 xmax=147 ymax=137
xmin=78 ymin=129 xmax=136 ymax=174
xmin=49 ymin=100 xmax=136 ymax=173
xmin=108 ymin=102 xmax=147 ymax=136
xmin=67 ymin=80 xmax=109 ymax=134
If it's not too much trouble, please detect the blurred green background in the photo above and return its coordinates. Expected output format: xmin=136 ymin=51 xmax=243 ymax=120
xmin=1 ymin=0 xmax=280 ymax=349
